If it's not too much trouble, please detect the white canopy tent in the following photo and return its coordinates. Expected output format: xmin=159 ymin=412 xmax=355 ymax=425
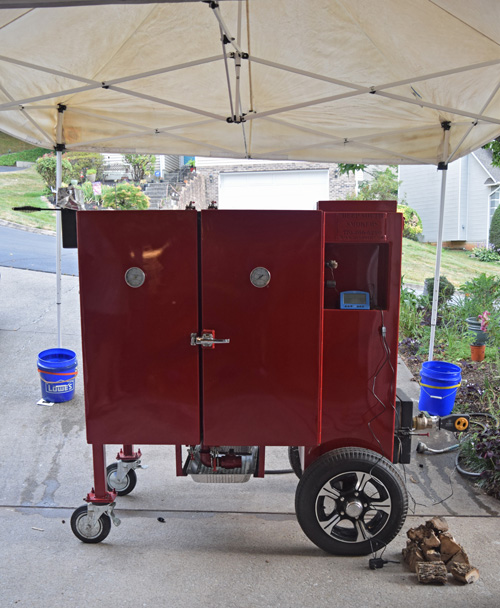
xmin=1 ymin=0 xmax=500 ymax=355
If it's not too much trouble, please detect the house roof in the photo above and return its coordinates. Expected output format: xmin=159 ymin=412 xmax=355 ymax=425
xmin=472 ymin=147 xmax=500 ymax=185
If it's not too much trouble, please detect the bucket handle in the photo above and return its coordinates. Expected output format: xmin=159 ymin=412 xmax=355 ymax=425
xmin=419 ymin=383 xmax=460 ymax=400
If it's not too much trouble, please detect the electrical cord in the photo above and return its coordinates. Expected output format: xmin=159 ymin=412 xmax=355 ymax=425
xmin=264 ymin=469 xmax=293 ymax=475
xmin=367 ymin=310 xmax=397 ymax=476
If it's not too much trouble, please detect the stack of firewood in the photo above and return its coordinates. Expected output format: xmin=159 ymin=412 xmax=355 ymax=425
xmin=402 ymin=517 xmax=479 ymax=585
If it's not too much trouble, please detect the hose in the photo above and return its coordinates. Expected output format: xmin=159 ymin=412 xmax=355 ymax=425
xmin=417 ymin=412 xmax=499 ymax=478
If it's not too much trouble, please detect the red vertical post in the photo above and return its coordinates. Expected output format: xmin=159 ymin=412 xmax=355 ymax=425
xmin=92 ymin=444 xmax=109 ymax=500
xmin=122 ymin=444 xmax=134 ymax=457
xmin=175 ymin=445 xmax=186 ymax=477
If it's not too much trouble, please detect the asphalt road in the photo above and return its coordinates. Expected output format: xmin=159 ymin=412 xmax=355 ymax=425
xmin=0 ymin=225 xmax=78 ymax=275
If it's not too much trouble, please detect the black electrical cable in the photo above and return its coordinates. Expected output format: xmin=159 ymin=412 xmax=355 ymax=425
xmin=264 ymin=469 xmax=294 ymax=475
xmin=367 ymin=310 xmax=397 ymax=476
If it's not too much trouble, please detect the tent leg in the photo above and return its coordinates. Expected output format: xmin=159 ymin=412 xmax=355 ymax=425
xmin=428 ymin=166 xmax=448 ymax=361
xmin=55 ymin=107 xmax=65 ymax=349
xmin=56 ymin=150 xmax=62 ymax=348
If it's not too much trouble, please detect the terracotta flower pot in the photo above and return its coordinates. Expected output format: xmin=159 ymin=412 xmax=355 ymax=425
xmin=470 ymin=344 xmax=485 ymax=362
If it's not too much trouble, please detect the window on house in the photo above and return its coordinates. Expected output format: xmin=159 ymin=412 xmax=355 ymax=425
xmin=490 ymin=186 xmax=500 ymax=222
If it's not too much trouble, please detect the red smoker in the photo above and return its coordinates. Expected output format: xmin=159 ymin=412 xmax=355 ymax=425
xmin=71 ymin=200 xmax=410 ymax=555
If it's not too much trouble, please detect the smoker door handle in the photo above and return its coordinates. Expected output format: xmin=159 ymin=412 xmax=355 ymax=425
xmin=190 ymin=331 xmax=230 ymax=348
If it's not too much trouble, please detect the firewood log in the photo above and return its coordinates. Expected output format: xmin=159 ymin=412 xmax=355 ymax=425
xmin=416 ymin=561 xmax=448 ymax=585
xmin=450 ymin=563 xmax=480 ymax=584
xmin=421 ymin=530 xmax=440 ymax=549
xmin=422 ymin=547 xmax=442 ymax=562
xmin=425 ymin=516 xmax=449 ymax=533
xmin=439 ymin=535 xmax=469 ymax=567
xmin=402 ymin=541 xmax=425 ymax=572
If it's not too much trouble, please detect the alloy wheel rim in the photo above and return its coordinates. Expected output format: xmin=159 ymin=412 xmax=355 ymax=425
xmin=314 ymin=470 xmax=392 ymax=544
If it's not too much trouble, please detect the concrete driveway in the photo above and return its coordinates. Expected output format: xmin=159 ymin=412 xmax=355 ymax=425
xmin=0 ymin=266 xmax=499 ymax=608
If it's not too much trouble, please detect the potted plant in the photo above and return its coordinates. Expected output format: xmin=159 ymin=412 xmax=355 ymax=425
xmin=467 ymin=311 xmax=489 ymax=346
xmin=86 ymin=169 xmax=97 ymax=183
xmin=469 ymin=311 xmax=489 ymax=361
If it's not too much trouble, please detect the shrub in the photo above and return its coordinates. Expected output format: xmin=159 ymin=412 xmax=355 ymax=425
xmin=102 ymin=183 xmax=149 ymax=210
xmin=489 ymin=204 xmax=500 ymax=251
xmin=475 ymin=426 xmax=500 ymax=499
xmin=78 ymin=181 xmax=111 ymax=205
xmin=424 ymin=275 xmax=455 ymax=304
xmin=469 ymin=244 xmax=500 ymax=263
xmin=397 ymin=204 xmax=423 ymax=241
xmin=0 ymin=147 xmax=51 ymax=166
xmin=124 ymin=154 xmax=156 ymax=181
xmin=64 ymin=152 xmax=104 ymax=182
xmin=35 ymin=153 xmax=72 ymax=191
xmin=399 ymin=285 xmax=426 ymax=339
xmin=459 ymin=273 xmax=500 ymax=319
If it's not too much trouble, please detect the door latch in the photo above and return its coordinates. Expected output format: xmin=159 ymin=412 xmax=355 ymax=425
xmin=190 ymin=329 xmax=230 ymax=349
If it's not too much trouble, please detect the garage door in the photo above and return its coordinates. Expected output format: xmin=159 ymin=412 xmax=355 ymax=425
xmin=219 ymin=170 xmax=329 ymax=210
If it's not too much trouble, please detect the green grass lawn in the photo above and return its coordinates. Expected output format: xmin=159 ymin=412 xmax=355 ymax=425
xmin=0 ymin=132 xmax=39 ymax=155
xmin=1 ymin=175 xmax=500 ymax=283
xmin=402 ymin=238 xmax=500 ymax=287
xmin=0 ymin=166 xmax=56 ymax=231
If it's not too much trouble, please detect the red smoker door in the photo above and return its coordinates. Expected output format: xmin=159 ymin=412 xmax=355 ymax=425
xmin=78 ymin=211 xmax=200 ymax=445
xmin=201 ymin=210 xmax=323 ymax=446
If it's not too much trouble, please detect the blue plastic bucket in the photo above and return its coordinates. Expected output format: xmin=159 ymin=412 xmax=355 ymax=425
xmin=37 ymin=348 xmax=78 ymax=403
xmin=418 ymin=361 xmax=461 ymax=416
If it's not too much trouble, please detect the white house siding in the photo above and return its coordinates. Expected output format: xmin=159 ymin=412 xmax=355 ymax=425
xmin=102 ymin=153 xmax=130 ymax=180
xmin=164 ymin=155 xmax=181 ymax=173
xmin=466 ymin=155 xmax=490 ymax=244
xmin=399 ymin=157 xmax=490 ymax=245
xmin=399 ymin=163 xmax=460 ymax=242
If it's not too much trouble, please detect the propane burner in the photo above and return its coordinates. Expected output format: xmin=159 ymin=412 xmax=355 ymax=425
xmin=186 ymin=446 xmax=259 ymax=483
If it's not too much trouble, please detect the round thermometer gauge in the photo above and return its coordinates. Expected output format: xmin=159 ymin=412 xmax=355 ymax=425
xmin=250 ymin=267 xmax=271 ymax=288
xmin=125 ymin=267 xmax=145 ymax=288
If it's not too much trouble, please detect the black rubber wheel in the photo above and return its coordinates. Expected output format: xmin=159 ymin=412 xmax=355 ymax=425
xmin=288 ymin=446 xmax=302 ymax=479
xmin=70 ymin=505 xmax=112 ymax=544
xmin=295 ymin=447 xmax=408 ymax=556
xmin=106 ymin=462 xmax=137 ymax=496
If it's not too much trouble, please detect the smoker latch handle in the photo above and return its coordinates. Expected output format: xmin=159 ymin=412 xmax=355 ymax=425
xmin=190 ymin=330 xmax=230 ymax=349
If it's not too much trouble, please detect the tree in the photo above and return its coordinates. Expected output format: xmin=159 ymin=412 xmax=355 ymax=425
xmin=338 ymin=163 xmax=366 ymax=176
xmin=64 ymin=151 xmax=104 ymax=182
xmin=124 ymin=154 xmax=156 ymax=181
xmin=489 ymin=203 xmax=500 ymax=251
xmin=483 ymin=140 xmax=500 ymax=167
xmin=347 ymin=165 xmax=423 ymax=240
xmin=35 ymin=153 xmax=72 ymax=191
xmin=349 ymin=165 xmax=399 ymax=200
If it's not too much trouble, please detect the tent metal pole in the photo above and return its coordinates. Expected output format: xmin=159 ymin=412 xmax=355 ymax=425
xmin=428 ymin=124 xmax=451 ymax=361
xmin=55 ymin=106 xmax=65 ymax=349
xmin=376 ymin=91 xmax=500 ymax=127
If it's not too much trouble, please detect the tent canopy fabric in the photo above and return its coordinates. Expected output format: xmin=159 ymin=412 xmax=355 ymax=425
xmin=0 ymin=0 xmax=500 ymax=165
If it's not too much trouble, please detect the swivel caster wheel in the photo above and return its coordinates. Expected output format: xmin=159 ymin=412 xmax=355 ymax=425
xmin=71 ymin=505 xmax=111 ymax=544
xmin=106 ymin=462 xmax=137 ymax=496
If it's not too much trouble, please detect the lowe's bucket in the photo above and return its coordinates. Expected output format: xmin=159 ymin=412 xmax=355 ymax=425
xmin=37 ymin=348 xmax=78 ymax=403
xmin=418 ymin=361 xmax=461 ymax=416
